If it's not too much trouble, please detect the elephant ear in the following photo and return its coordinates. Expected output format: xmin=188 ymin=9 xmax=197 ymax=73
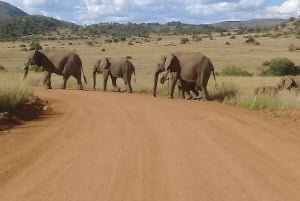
xmin=284 ymin=78 xmax=293 ymax=89
xmin=99 ymin=58 xmax=110 ymax=70
xmin=164 ymin=53 xmax=175 ymax=71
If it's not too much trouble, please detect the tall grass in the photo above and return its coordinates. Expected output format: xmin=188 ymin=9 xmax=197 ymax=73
xmin=209 ymin=76 xmax=300 ymax=110
xmin=0 ymin=73 xmax=33 ymax=112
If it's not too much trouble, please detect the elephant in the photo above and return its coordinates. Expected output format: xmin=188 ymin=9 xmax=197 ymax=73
xmin=92 ymin=57 xmax=136 ymax=93
xmin=24 ymin=49 xmax=87 ymax=90
xmin=254 ymin=86 xmax=278 ymax=96
xmin=277 ymin=76 xmax=300 ymax=90
xmin=153 ymin=52 xmax=216 ymax=100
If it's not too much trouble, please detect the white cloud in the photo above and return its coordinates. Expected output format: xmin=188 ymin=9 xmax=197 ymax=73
xmin=267 ymin=0 xmax=300 ymax=16
xmin=3 ymin=0 xmax=300 ymax=25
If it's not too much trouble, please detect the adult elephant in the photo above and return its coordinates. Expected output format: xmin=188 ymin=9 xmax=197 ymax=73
xmin=92 ymin=57 xmax=136 ymax=93
xmin=153 ymin=52 xmax=216 ymax=100
xmin=24 ymin=49 xmax=87 ymax=90
xmin=277 ymin=76 xmax=300 ymax=90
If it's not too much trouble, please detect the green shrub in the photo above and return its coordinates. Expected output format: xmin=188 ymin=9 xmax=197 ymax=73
xmin=29 ymin=40 xmax=42 ymax=50
xmin=219 ymin=66 xmax=253 ymax=76
xmin=86 ymin=41 xmax=94 ymax=46
xmin=30 ymin=65 xmax=43 ymax=72
xmin=0 ymin=64 xmax=7 ymax=72
xmin=19 ymin=44 xmax=26 ymax=47
xmin=180 ymin=37 xmax=189 ymax=44
xmin=230 ymin=35 xmax=236 ymax=39
xmin=260 ymin=58 xmax=300 ymax=76
xmin=244 ymin=36 xmax=260 ymax=45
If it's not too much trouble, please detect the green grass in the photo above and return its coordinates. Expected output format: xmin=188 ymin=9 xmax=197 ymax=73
xmin=0 ymin=73 xmax=33 ymax=112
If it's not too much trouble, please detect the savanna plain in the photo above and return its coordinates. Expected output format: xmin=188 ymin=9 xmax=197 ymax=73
xmin=1 ymin=32 xmax=300 ymax=201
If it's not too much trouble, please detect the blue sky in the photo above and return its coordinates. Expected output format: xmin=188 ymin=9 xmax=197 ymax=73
xmin=4 ymin=0 xmax=300 ymax=25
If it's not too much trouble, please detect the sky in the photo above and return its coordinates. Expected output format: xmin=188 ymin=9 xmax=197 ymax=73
xmin=3 ymin=0 xmax=300 ymax=25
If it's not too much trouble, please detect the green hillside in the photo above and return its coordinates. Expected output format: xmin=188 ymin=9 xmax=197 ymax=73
xmin=0 ymin=1 xmax=28 ymax=19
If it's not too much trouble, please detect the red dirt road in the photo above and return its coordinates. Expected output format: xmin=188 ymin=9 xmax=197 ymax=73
xmin=0 ymin=88 xmax=300 ymax=201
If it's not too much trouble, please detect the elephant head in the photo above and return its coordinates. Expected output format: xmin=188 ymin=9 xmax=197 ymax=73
xmin=277 ymin=77 xmax=297 ymax=90
xmin=92 ymin=58 xmax=110 ymax=90
xmin=23 ymin=49 xmax=40 ymax=79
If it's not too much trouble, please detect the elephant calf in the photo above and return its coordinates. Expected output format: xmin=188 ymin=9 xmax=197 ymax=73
xmin=92 ymin=57 xmax=136 ymax=93
xmin=254 ymin=86 xmax=278 ymax=96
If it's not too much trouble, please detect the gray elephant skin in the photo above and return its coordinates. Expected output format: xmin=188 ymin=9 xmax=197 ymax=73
xmin=92 ymin=57 xmax=136 ymax=93
xmin=24 ymin=49 xmax=87 ymax=90
xmin=277 ymin=76 xmax=300 ymax=90
xmin=153 ymin=52 xmax=216 ymax=100
xmin=163 ymin=76 xmax=200 ymax=99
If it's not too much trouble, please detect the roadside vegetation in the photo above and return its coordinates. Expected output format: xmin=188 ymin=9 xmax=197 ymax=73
xmin=0 ymin=73 xmax=33 ymax=112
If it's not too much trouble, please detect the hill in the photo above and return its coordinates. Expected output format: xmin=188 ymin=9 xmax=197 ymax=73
xmin=0 ymin=1 xmax=28 ymax=19
xmin=213 ymin=19 xmax=288 ymax=29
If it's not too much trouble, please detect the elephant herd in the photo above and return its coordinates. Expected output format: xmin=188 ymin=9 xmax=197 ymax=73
xmin=23 ymin=49 xmax=300 ymax=100
xmin=23 ymin=49 xmax=216 ymax=100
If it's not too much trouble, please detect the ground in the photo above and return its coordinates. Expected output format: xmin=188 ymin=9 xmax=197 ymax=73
xmin=0 ymin=88 xmax=300 ymax=201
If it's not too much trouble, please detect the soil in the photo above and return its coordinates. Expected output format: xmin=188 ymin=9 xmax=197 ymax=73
xmin=0 ymin=88 xmax=300 ymax=201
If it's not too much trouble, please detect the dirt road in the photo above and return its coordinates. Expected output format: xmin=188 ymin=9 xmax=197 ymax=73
xmin=0 ymin=88 xmax=300 ymax=201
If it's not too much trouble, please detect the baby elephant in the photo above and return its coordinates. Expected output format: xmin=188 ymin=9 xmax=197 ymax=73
xmin=254 ymin=86 xmax=278 ymax=96
xmin=92 ymin=57 xmax=136 ymax=92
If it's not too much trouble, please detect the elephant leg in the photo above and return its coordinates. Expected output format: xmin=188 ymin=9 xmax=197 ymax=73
xmin=43 ymin=71 xmax=52 ymax=89
xmin=62 ymin=74 xmax=70 ymax=89
xmin=102 ymin=69 xmax=109 ymax=91
xmin=190 ymin=83 xmax=200 ymax=97
xmin=111 ymin=76 xmax=121 ymax=92
xmin=168 ymin=72 xmax=177 ymax=99
xmin=198 ymin=73 xmax=210 ymax=101
xmin=74 ymin=74 xmax=83 ymax=90
xmin=180 ymin=80 xmax=193 ymax=100
xmin=124 ymin=74 xmax=133 ymax=93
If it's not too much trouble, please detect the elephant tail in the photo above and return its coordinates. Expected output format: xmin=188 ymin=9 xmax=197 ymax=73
xmin=133 ymin=68 xmax=136 ymax=83
xmin=81 ymin=65 xmax=87 ymax=84
xmin=209 ymin=60 xmax=217 ymax=89
xmin=212 ymin=70 xmax=217 ymax=89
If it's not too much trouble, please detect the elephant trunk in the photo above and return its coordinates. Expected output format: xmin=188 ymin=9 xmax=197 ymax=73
xmin=153 ymin=71 xmax=160 ymax=97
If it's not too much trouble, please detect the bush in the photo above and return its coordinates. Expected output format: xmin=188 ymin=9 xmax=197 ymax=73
xmin=0 ymin=64 xmax=7 ymax=72
xmin=29 ymin=40 xmax=42 ymax=50
xmin=86 ymin=41 xmax=94 ymax=46
xmin=260 ymin=58 xmax=300 ymax=76
xmin=244 ymin=36 xmax=260 ymax=45
xmin=30 ymin=65 xmax=43 ymax=72
xmin=0 ymin=79 xmax=33 ymax=112
xmin=219 ymin=66 xmax=253 ymax=76
xmin=230 ymin=35 xmax=236 ymax=39
xmin=180 ymin=37 xmax=189 ymax=44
